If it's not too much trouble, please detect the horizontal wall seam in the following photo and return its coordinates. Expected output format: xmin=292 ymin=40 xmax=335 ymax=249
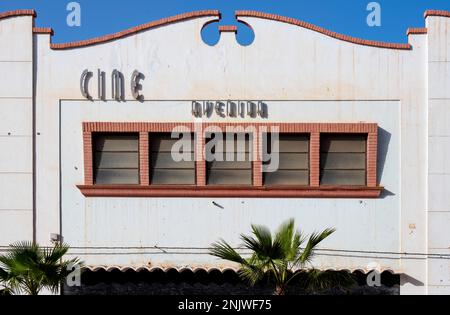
xmin=0 ymin=60 xmax=32 ymax=63
xmin=0 ymin=135 xmax=33 ymax=138
xmin=0 ymin=97 xmax=32 ymax=99
xmin=427 ymin=211 xmax=450 ymax=213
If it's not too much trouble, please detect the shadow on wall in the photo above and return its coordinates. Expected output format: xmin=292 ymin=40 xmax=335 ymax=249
xmin=377 ymin=127 xmax=394 ymax=199
xmin=400 ymin=274 xmax=424 ymax=287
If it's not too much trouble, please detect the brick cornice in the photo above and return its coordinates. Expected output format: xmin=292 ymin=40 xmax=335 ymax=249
xmin=0 ymin=9 xmax=36 ymax=20
xmin=82 ymin=122 xmax=378 ymax=133
xmin=424 ymin=10 xmax=450 ymax=18
xmin=50 ymin=10 xmax=220 ymax=50
xmin=33 ymin=27 xmax=54 ymax=35
xmin=235 ymin=10 xmax=412 ymax=50
xmin=219 ymin=25 xmax=237 ymax=33
xmin=406 ymin=28 xmax=427 ymax=36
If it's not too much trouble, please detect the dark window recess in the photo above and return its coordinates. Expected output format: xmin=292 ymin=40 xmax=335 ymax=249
xmin=320 ymin=134 xmax=367 ymax=186
xmin=150 ymin=133 xmax=196 ymax=185
xmin=206 ymin=133 xmax=253 ymax=185
xmin=263 ymin=134 xmax=309 ymax=186
xmin=93 ymin=133 xmax=139 ymax=184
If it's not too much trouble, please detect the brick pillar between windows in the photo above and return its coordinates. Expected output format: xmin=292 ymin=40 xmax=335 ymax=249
xmin=196 ymin=127 xmax=206 ymax=186
xmin=367 ymin=131 xmax=378 ymax=187
xmin=139 ymin=132 xmax=149 ymax=185
xmin=83 ymin=132 xmax=94 ymax=185
xmin=253 ymin=129 xmax=263 ymax=187
xmin=310 ymin=132 xmax=320 ymax=187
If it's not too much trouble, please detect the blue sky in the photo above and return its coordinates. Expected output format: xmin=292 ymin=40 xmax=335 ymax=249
xmin=1 ymin=0 xmax=450 ymax=45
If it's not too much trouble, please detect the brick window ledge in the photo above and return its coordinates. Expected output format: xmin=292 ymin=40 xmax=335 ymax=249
xmin=77 ymin=185 xmax=384 ymax=198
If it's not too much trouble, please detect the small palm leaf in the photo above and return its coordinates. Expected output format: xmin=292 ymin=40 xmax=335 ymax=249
xmin=297 ymin=228 xmax=335 ymax=266
xmin=249 ymin=224 xmax=274 ymax=256
xmin=274 ymin=219 xmax=304 ymax=262
xmin=44 ymin=243 xmax=69 ymax=264
xmin=238 ymin=264 xmax=266 ymax=286
xmin=209 ymin=240 xmax=246 ymax=265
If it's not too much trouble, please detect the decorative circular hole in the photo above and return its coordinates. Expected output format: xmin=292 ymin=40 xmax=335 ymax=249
xmin=201 ymin=20 xmax=220 ymax=46
xmin=236 ymin=21 xmax=255 ymax=46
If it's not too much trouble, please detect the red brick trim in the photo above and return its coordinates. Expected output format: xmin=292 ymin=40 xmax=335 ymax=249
xmin=196 ymin=125 xmax=206 ymax=186
xmin=200 ymin=123 xmax=377 ymax=134
xmin=77 ymin=185 xmax=383 ymax=198
xmin=50 ymin=10 xmax=220 ymax=50
xmin=33 ymin=27 xmax=54 ymax=35
xmin=424 ymin=10 xmax=450 ymax=18
xmin=0 ymin=9 xmax=36 ymax=20
xmin=139 ymin=132 xmax=149 ymax=185
xmin=80 ymin=122 xmax=380 ymax=198
xmin=310 ymin=132 xmax=320 ymax=187
xmin=82 ymin=122 xmax=378 ymax=140
xmin=83 ymin=122 xmax=195 ymax=132
xmin=253 ymin=130 xmax=263 ymax=187
xmin=406 ymin=28 xmax=427 ymax=36
xmin=367 ymin=131 xmax=378 ymax=187
xmin=235 ymin=10 xmax=412 ymax=50
xmin=83 ymin=132 xmax=93 ymax=185
xmin=219 ymin=25 xmax=237 ymax=33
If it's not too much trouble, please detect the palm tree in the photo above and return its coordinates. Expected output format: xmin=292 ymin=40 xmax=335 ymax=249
xmin=0 ymin=241 xmax=81 ymax=295
xmin=210 ymin=219 xmax=355 ymax=295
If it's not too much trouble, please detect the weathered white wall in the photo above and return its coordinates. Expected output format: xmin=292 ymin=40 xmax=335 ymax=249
xmin=0 ymin=15 xmax=33 ymax=246
xmin=427 ymin=15 xmax=450 ymax=295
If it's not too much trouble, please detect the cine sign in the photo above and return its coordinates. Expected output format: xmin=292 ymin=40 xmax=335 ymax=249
xmin=192 ymin=101 xmax=268 ymax=119
xmin=80 ymin=69 xmax=145 ymax=101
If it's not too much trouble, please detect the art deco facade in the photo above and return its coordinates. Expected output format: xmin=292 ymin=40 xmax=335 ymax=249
xmin=0 ymin=9 xmax=449 ymax=294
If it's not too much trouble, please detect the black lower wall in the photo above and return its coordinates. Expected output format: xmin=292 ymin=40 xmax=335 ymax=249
xmin=63 ymin=269 xmax=399 ymax=295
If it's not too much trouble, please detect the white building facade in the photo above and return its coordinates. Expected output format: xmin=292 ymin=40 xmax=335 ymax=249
xmin=0 ymin=8 xmax=449 ymax=295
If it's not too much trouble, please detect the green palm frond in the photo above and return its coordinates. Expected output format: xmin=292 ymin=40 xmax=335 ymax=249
xmin=9 ymin=241 xmax=42 ymax=264
xmin=274 ymin=219 xmax=305 ymax=261
xmin=238 ymin=263 xmax=266 ymax=286
xmin=44 ymin=243 xmax=69 ymax=264
xmin=297 ymin=228 xmax=336 ymax=266
xmin=251 ymin=224 xmax=272 ymax=247
xmin=249 ymin=224 xmax=275 ymax=256
xmin=210 ymin=239 xmax=271 ymax=286
xmin=274 ymin=219 xmax=295 ymax=250
xmin=240 ymin=234 xmax=261 ymax=253
xmin=209 ymin=240 xmax=246 ymax=265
